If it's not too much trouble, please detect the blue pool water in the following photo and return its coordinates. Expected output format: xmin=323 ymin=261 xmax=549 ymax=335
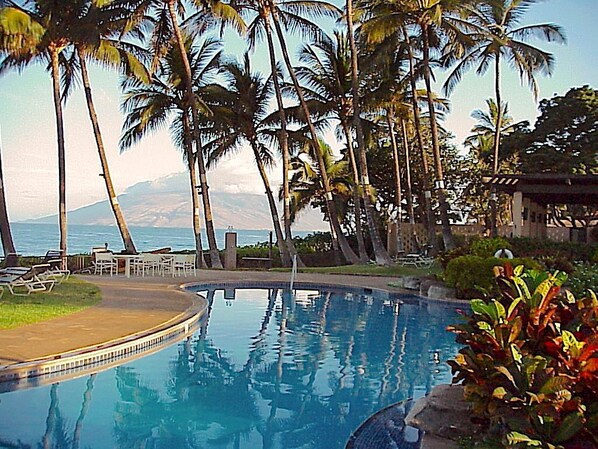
xmin=0 ymin=287 xmax=461 ymax=449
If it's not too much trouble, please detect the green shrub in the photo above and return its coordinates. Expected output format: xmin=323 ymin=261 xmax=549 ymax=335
xmin=568 ymin=263 xmax=598 ymax=298
xmin=470 ymin=237 xmax=511 ymax=257
xmin=448 ymin=266 xmax=598 ymax=448
xmin=444 ymin=256 xmax=541 ymax=299
xmin=509 ymin=238 xmax=597 ymax=263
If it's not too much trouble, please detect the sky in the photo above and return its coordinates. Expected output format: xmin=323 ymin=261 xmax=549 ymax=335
xmin=0 ymin=0 xmax=596 ymax=222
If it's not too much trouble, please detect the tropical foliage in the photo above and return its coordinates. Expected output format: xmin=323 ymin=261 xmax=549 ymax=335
xmin=448 ymin=266 xmax=598 ymax=448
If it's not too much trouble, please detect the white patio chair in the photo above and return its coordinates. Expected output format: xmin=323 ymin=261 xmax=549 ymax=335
xmin=159 ymin=254 xmax=175 ymax=277
xmin=138 ymin=253 xmax=162 ymax=276
xmin=94 ymin=252 xmax=117 ymax=276
xmin=172 ymin=254 xmax=196 ymax=276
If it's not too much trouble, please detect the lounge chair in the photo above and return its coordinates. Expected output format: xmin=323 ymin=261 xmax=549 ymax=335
xmin=0 ymin=264 xmax=56 ymax=297
xmin=395 ymin=245 xmax=435 ymax=269
xmin=41 ymin=249 xmax=70 ymax=284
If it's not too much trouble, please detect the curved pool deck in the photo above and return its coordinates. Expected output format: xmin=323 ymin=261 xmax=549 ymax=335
xmin=0 ymin=269 xmax=463 ymax=375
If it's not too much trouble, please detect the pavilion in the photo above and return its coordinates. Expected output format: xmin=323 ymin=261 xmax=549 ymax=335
xmin=483 ymin=174 xmax=598 ymax=242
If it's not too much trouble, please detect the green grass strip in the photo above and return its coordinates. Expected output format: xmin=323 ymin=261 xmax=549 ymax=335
xmin=271 ymin=263 xmax=441 ymax=277
xmin=0 ymin=277 xmax=101 ymax=329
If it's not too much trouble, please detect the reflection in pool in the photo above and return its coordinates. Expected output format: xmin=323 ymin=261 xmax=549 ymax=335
xmin=0 ymin=287 xmax=461 ymax=449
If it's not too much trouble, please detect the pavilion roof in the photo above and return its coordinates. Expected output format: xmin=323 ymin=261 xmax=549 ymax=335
xmin=482 ymin=174 xmax=598 ymax=205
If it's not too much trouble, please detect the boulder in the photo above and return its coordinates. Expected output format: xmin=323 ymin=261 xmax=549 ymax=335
xmin=405 ymin=384 xmax=481 ymax=441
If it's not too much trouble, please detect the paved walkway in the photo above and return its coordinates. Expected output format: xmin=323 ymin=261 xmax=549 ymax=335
xmin=0 ymin=270 xmax=411 ymax=367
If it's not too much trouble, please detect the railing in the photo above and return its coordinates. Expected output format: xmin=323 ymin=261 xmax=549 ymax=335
xmin=290 ymin=254 xmax=298 ymax=291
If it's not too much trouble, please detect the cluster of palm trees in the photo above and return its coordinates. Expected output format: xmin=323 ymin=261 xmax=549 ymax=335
xmin=0 ymin=0 xmax=563 ymax=268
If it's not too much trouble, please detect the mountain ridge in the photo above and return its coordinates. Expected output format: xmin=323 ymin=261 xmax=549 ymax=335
xmin=24 ymin=172 xmax=327 ymax=232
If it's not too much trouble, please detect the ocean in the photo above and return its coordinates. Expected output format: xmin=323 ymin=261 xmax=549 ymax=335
xmin=4 ymin=223 xmax=312 ymax=256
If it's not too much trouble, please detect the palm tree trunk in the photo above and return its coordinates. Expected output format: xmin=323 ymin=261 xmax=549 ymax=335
xmin=270 ymin=5 xmax=359 ymax=265
xmin=490 ymin=58 xmax=502 ymax=237
xmin=400 ymin=118 xmax=415 ymax=225
xmin=50 ymin=47 xmax=67 ymax=269
xmin=78 ymin=48 xmax=137 ymax=254
xmin=182 ymin=109 xmax=206 ymax=268
xmin=387 ymin=113 xmax=403 ymax=253
xmin=72 ymin=374 xmax=95 ymax=449
xmin=421 ymin=24 xmax=455 ymax=251
xmin=0 ymin=129 xmax=17 ymax=265
xmin=346 ymin=0 xmax=392 ymax=265
xmin=167 ymin=2 xmax=222 ymax=268
xmin=250 ymin=141 xmax=288 ymax=265
xmin=340 ymin=120 xmax=368 ymax=263
xmin=402 ymin=26 xmax=436 ymax=252
xmin=263 ymin=18 xmax=295 ymax=267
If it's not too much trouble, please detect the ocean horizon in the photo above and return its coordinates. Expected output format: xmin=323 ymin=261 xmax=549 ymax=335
xmin=4 ymin=223 xmax=313 ymax=256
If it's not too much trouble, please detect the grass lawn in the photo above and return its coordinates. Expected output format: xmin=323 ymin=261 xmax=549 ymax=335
xmin=0 ymin=277 xmax=101 ymax=329
xmin=272 ymin=263 xmax=442 ymax=277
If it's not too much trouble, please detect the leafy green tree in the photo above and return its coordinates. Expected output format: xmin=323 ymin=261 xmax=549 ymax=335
xmin=517 ymin=85 xmax=598 ymax=175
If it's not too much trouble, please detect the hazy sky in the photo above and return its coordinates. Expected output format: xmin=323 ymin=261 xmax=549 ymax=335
xmin=0 ymin=0 xmax=596 ymax=221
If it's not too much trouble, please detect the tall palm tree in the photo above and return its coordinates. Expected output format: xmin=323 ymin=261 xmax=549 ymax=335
xmin=214 ymin=0 xmax=307 ymax=265
xmin=0 ymin=1 xmax=75 ymax=267
xmin=295 ymin=31 xmax=368 ymax=262
xmin=65 ymin=0 xmax=150 ymax=254
xmin=129 ymin=0 xmax=245 ymax=268
xmin=201 ymin=54 xmax=291 ymax=266
xmin=267 ymin=0 xmax=361 ymax=265
xmin=443 ymin=0 xmax=565 ymax=175
xmin=345 ymin=0 xmax=392 ymax=265
xmin=357 ymin=2 xmax=447 ymax=252
xmin=0 ymin=126 xmax=17 ymax=265
xmin=443 ymin=0 xmax=565 ymax=236
xmin=121 ymin=37 xmax=223 ymax=268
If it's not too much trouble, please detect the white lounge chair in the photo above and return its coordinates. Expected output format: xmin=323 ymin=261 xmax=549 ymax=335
xmin=0 ymin=264 xmax=56 ymax=296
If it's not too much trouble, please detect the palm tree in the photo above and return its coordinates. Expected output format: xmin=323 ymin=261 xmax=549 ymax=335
xmin=128 ymin=0 xmax=245 ymax=268
xmin=0 ymin=1 xmax=75 ymax=267
xmin=217 ymin=0 xmax=306 ymax=265
xmin=65 ymin=0 xmax=150 ymax=254
xmin=0 ymin=126 xmax=17 ymax=265
xmin=443 ymin=0 xmax=565 ymax=236
xmin=287 ymin=140 xmax=354 ymax=231
xmin=266 ymin=0 xmax=361 ymax=265
xmin=345 ymin=0 xmax=392 ymax=265
xmin=121 ymin=37 xmax=224 ymax=268
xmin=201 ymin=54 xmax=291 ymax=266
xmin=357 ymin=2 xmax=444 ymax=252
xmin=295 ymin=31 xmax=368 ymax=262
xmin=443 ymin=0 xmax=565 ymax=175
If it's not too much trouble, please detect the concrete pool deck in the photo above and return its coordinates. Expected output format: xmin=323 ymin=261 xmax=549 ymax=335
xmin=0 ymin=270 xmax=426 ymax=367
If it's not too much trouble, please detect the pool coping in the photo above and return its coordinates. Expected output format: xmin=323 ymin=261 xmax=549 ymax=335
xmin=0 ymin=285 xmax=207 ymax=391
xmin=0 ymin=272 xmax=468 ymax=391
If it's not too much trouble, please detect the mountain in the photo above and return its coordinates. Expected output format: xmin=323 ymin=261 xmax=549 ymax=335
xmin=25 ymin=173 xmax=327 ymax=231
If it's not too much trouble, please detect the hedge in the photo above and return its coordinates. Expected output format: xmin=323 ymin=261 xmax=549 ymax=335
xmin=444 ymin=255 xmax=542 ymax=299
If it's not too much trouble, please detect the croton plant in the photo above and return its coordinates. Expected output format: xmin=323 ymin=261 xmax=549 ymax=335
xmin=448 ymin=264 xmax=598 ymax=449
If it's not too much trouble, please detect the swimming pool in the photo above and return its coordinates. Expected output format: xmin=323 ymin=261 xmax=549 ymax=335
xmin=0 ymin=286 xmax=461 ymax=449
